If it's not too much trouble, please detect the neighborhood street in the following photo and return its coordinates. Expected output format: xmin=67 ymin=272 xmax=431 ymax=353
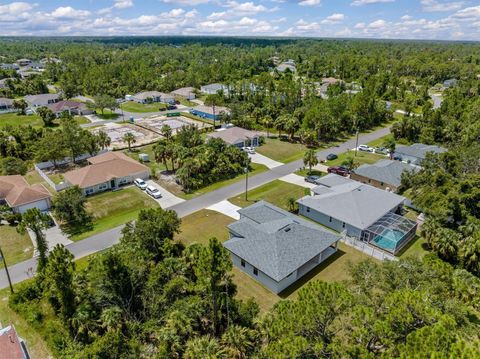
xmin=0 ymin=125 xmax=391 ymax=289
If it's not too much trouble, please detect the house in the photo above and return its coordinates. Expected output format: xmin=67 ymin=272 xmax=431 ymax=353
xmin=0 ymin=324 xmax=30 ymax=359
xmin=46 ymin=100 xmax=93 ymax=117
xmin=127 ymin=91 xmax=175 ymax=104
xmin=0 ymin=63 xmax=20 ymax=71
xmin=0 ymin=98 xmax=14 ymax=113
xmin=394 ymin=143 xmax=447 ymax=165
xmin=190 ymin=105 xmax=230 ymax=121
xmin=350 ymin=160 xmax=420 ymax=192
xmin=171 ymin=87 xmax=196 ymax=100
xmin=200 ymin=83 xmax=229 ymax=95
xmin=276 ymin=59 xmax=296 ymax=73
xmin=63 ymin=151 xmax=149 ymax=196
xmin=223 ymin=201 xmax=341 ymax=293
xmin=207 ymin=126 xmax=260 ymax=148
xmin=443 ymin=78 xmax=457 ymax=88
xmin=0 ymin=175 xmax=51 ymax=214
xmin=16 ymin=59 xmax=32 ymax=67
xmin=298 ymin=174 xmax=416 ymax=255
xmin=24 ymin=93 xmax=60 ymax=108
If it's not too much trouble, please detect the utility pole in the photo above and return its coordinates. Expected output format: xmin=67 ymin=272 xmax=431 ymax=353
xmin=0 ymin=246 xmax=14 ymax=294
xmin=244 ymin=166 xmax=249 ymax=201
xmin=354 ymin=128 xmax=359 ymax=157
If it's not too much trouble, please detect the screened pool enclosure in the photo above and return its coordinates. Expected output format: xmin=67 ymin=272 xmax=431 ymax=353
xmin=360 ymin=212 xmax=417 ymax=255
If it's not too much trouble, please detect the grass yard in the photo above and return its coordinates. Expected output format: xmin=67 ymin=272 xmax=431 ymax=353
xmin=0 ymin=113 xmax=43 ymax=128
xmin=398 ymin=235 xmax=429 ymax=259
xmin=47 ymin=173 xmax=65 ymax=185
xmin=71 ymin=186 xmax=158 ymax=241
xmin=176 ymin=97 xmax=197 ymax=107
xmin=24 ymin=171 xmax=54 ymax=194
xmin=0 ymin=225 xmax=33 ymax=269
xmin=229 ymin=180 xmax=309 ymax=211
xmin=257 ymin=137 xmax=309 ymax=163
xmin=326 ymin=149 xmax=386 ymax=167
xmin=295 ymin=168 xmax=325 ymax=177
xmin=367 ymin=134 xmax=394 ymax=148
xmin=124 ymin=144 xmax=167 ymax=176
xmin=181 ymin=111 xmax=215 ymax=126
xmin=74 ymin=116 xmax=90 ymax=125
xmin=120 ymin=101 xmax=166 ymax=113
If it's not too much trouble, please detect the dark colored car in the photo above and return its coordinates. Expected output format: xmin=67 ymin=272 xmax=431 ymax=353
xmin=326 ymin=153 xmax=338 ymax=161
xmin=305 ymin=175 xmax=321 ymax=184
xmin=327 ymin=166 xmax=350 ymax=177
xmin=167 ymin=105 xmax=177 ymax=110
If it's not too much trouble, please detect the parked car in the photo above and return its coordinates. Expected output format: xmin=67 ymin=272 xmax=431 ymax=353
xmin=393 ymin=154 xmax=402 ymax=161
xmin=327 ymin=166 xmax=350 ymax=177
xmin=374 ymin=147 xmax=389 ymax=155
xmin=358 ymin=144 xmax=373 ymax=152
xmin=326 ymin=153 xmax=338 ymax=160
xmin=167 ymin=105 xmax=177 ymax=110
xmin=305 ymin=175 xmax=321 ymax=184
xmin=134 ymin=178 xmax=148 ymax=190
xmin=146 ymin=185 xmax=162 ymax=199
xmin=242 ymin=146 xmax=256 ymax=154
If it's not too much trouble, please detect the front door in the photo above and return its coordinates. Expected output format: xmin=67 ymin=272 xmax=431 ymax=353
xmin=110 ymin=179 xmax=116 ymax=189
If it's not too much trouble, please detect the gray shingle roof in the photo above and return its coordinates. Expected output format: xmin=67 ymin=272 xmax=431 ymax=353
xmin=353 ymin=160 xmax=419 ymax=188
xmin=395 ymin=143 xmax=447 ymax=160
xmin=298 ymin=174 xmax=406 ymax=230
xmin=223 ymin=201 xmax=340 ymax=282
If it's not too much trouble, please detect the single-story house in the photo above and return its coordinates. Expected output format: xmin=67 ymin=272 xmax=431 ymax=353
xmin=0 ymin=324 xmax=30 ymax=359
xmin=223 ymin=201 xmax=341 ymax=293
xmin=0 ymin=98 xmax=14 ymax=113
xmin=190 ymin=105 xmax=230 ymax=121
xmin=127 ymin=91 xmax=175 ymax=104
xmin=298 ymin=174 xmax=416 ymax=255
xmin=276 ymin=59 xmax=296 ymax=73
xmin=394 ymin=143 xmax=447 ymax=165
xmin=16 ymin=58 xmax=32 ymax=67
xmin=200 ymin=83 xmax=229 ymax=95
xmin=443 ymin=78 xmax=457 ymax=88
xmin=171 ymin=87 xmax=196 ymax=100
xmin=0 ymin=63 xmax=20 ymax=71
xmin=24 ymin=93 xmax=60 ymax=108
xmin=63 ymin=151 xmax=149 ymax=196
xmin=350 ymin=160 xmax=420 ymax=192
xmin=207 ymin=126 xmax=260 ymax=148
xmin=0 ymin=175 xmax=51 ymax=214
xmin=46 ymin=100 xmax=93 ymax=117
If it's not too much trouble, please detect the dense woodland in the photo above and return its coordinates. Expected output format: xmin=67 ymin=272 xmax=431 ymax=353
xmin=1 ymin=37 xmax=480 ymax=357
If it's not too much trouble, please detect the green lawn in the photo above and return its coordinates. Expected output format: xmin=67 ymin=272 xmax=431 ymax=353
xmin=398 ymin=235 xmax=429 ymax=259
xmin=367 ymin=134 xmax=394 ymax=148
xmin=181 ymin=111 xmax=215 ymax=126
xmin=326 ymin=149 xmax=386 ymax=167
xmin=0 ymin=225 xmax=33 ymax=269
xmin=229 ymin=180 xmax=309 ymax=211
xmin=120 ymin=101 xmax=166 ymax=113
xmin=24 ymin=171 xmax=54 ymax=194
xmin=177 ymin=208 xmax=375 ymax=313
xmin=295 ymin=168 xmax=325 ymax=177
xmin=124 ymin=144 xmax=166 ymax=176
xmin=47 ymin=173 xmax=65 ymax=185
xmin=257 ymin=137 xmax=309 ymax=163
xmin=176 ymin=97 xmax=197 ymax=107
xmin=74 ymin=116 xmax=90 ymax=125
xmin=0 ymin=113 xmax=43 ymax=128
xmin=71 ymin=187 xmax=158 ymax=241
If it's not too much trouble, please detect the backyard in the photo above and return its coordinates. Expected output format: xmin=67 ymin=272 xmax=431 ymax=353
xmin=0 ymin=113 xmax=43 ymax=128
xmin=325 ymin=149 xmax=386 ymax=167
xmin=257 ymin=137 xmax=309 ymax=163
xmin=71 ymin=186 xmax=158 ymax=241
xmin=120 ymin=101 xmax=166 ymax=113
xmin=0 ymin=224 xmax=33 ymax=268
xmin=124 ymin=143 xmax=166 ymax=176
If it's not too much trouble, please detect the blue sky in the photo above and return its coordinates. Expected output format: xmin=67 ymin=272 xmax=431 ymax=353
xmin=0 ymin=0 xmax=479 ymax=40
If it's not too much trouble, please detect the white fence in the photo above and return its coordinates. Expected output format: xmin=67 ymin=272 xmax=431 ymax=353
xmin=341 ymin=231 xmax=397 ymax=261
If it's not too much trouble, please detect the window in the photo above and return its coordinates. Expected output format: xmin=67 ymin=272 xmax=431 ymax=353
xmin=380 ymin=182 xmax=384 ymax=186
xmin=329 ymin=216 xmax=332 ymax=222
xmin=368 ymin=179 xmax=371 ymax=183
xmin=253 ymin=268 xmax=258 ymax=276
xmin=241 ymin=259 xmax=245 ymax=267
xmin=342 ymin=222 xmax=346 ymax=228
xmin=306 ymin=207 xmax=310 ymax=213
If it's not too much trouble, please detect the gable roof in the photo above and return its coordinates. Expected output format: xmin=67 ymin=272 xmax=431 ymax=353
xmin=194 ymin=105 xmax=230 ymax=116
xmin=0 ymin=175 xmax=51 ymax=208
xmin=46 ymin=100 xmax=87 ymax=113
xmin=0 ymin=98 xmax=13 ymax=107
xmin=24 ymin=93 xmax=59 ymax=105
xmin=207 ymin=126 xmax=258 ymax=145
xmin=63 ymin=152 xmax=148 ymax=188
xmin=224 ymin=201 xmax=340 ymax=282
xmin=298 ymin=174 xmax=405 ymax=230
xmin=395 ymin=143 xmax=447 ymax=160
xmin=353 ymin=160 xmax=420 ymax=188
xmin=0 ymin=325 xmax=28 ymax=359
xmin=133 ymin=91 xmax=172 ymax=100
xmin=201 ymin=83 xmax=228 ymax=92
xmin=171 ymin=87 xmax=195 ymax=97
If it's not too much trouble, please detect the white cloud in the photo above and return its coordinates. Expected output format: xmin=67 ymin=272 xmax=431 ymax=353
xmin=421 ymin=0 xmax=464 ymax=12
xmin=114 ymin=0 xmax=134 ymax=9
xmin=225 ymin=1 xmax=268 ymax=14
xmin=162 ymin=0 xmax=211 ymax=5
xmin=368 ymin=19 xmax=387 ymax=28
xmin=169 ymin=8 xmax=185 ymax=17
xmin=354 ymin=22 xmax=365 ymax=28
xmin=401 ymin=15 xmax=412 ymax=20
xmin=299 ymin=0 xmax=321 ymax=6
xmin=0 ymin=2 xmax=34 ymax=13
xmin=321 ymin=13 xmax=345 ymax=24
xmin=50 ymin=7 xmax=91 ymax=19
xmin=452 ymin=5 xmax=480 ymax=19
xmin=351 ymin=0 xmax=394 ymax=6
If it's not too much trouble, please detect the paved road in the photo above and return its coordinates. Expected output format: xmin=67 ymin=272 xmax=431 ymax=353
xmin=0 ymin=125 xmax=391 ymax=289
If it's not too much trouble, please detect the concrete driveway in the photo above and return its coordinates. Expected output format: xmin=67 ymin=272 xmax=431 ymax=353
xmin=144 ymin=180 xmax=185 ymax=208
xmin=207 ymin=200 xmax=241 ymax=220
xmin=279 ymin=173 xmax=318 ymax=189
xmin=28 ymin=216 xmax=72 ymax=254
xmin=249 ymin=153 xmax=283 ymax=169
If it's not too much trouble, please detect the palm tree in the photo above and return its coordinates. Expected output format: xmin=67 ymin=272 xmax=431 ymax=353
xmin=460 ymin=235 xmax=480 ymax=275
xmin=100 ymin=306 xmax=123 ymax=332
xmin=122 ymin=132 xmax=136 ymax=151
xmin=383 ymin=137 xmax=396 ymax=159
xmin=286 ymin=197 xmax=297 ymax=213
xmin=221 ymin=325 xmax=256 ymax=359
xmin=341 ymin=156 xmax=360 ymax=171
xmin=262 ymin=116 xmax=273 ymax=138
xmin=303 ymin=149 xmax=319 ymax=174
xmin=184 ymin=336 xmax=224 ymax=359
xmin=160 ymin=124 xmax=173 ymax=141
xmin=17 ymin=208 xmax=50 ymax=272
xmin=97 ymin=130 xmax=111 ymax=150
xmin=154 ymin=141 xmax=170 ymax=171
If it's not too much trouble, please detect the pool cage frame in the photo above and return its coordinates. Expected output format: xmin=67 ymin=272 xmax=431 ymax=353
xmin=361 ymin=212 xmax=417 ymax=255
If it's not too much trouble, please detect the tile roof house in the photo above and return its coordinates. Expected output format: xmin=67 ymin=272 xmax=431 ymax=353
xmin=224 ymin=201 xmax=341 ymax=293
xmin=350 ymin=160 xmax=420 ymax=192
xmin=0 ymin=324 xmax=30 ymax=359
xmin=24 ymin=93 xmax=60 ymax=108
xmin=171 ymin=87 xmax=196 ymax=100
xmin=128 ymin=91 xmax=175 ymax=104
xmin=207 ymin=126 xmax=260 ymax=148
xmin=0 ymin=175 xmax=51 ymax=214
xmin=63 ymin=151 xmax=149 ymax=195
xmin=298 ymin=174 xmax=416 ymax=255
xmin=394 ymin=143 xmax=447 ymax=165
xmin=46 ymin=100 xmax=93 ymax=117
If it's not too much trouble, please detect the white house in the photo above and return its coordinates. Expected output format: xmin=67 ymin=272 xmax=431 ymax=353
xmin=200 ymin=83 xmax=229 ymax=95
xmin=128 ymin=91 xmax=175 ymax=104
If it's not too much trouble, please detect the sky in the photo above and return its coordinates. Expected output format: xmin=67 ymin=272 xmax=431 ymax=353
xmin=0 ymin=0 xmax=479 ymax=40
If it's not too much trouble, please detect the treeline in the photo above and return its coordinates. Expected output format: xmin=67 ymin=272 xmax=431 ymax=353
xmin=9 ymin=207 xmax=480 ymax=357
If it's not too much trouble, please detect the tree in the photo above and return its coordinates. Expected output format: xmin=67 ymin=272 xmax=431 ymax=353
xmin=262 ymin=116 xmax=273 ymax=138
xmin=0 ymin=157 xmax=27 ymax=175
xmin=122 ymin=132 xmax=136 ymax=151
xmin=204 ymin=94 xmax=223 ymax=128
xmin=184 ymin=336 xmax=224 ymax=359
xmin=96 ymin=130 xmax=111 ymax=150
xmin=154 ymin=140 xmax=171 ymax=171
xmin=37 ymin=106 xmax=56 ymax=126
xmin=93 ymin=94 xmax=117 ymax=115
xmin=17 ymin=208 xmax=50 ymax=272
xmin=160 ymin=124 xmax=173 ymax=141
xmin=303 ymin=149 xmax=318 ymax=174
xmin=13 ymin=99 xmax=27 ymax=115
xmin=60 ymin=113 xmax=86 ymax=162
xmin=35 ymin=130 xmax=67 ymax=168
xmin=286 ymin=197 xmax=297 ymax=213
xmin=383 ymin=137 xmax=396 ymax=159
xmin=52 ymin=186 xmax=92 ymax=234
xmin=341 ymin=156 xmax=359 ymax=171
xmin=83 ymin=131 xmax=100 ymax=156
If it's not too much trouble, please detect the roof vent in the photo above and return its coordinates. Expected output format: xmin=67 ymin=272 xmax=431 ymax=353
xmin=284 ymin=227 xmax=291 ymax=232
